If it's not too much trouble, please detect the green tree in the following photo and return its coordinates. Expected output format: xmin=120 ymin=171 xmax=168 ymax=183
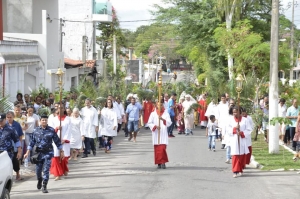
xmin=214 ymin=20 xmax=291 ymax=78
xmin=96 ymin=7 xmax=126 ymax=59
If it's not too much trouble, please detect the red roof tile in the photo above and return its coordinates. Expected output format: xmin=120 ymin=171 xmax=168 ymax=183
xmin=64 ymin=58 xmax=84 ymax=66
xmin=86 ymin=60 xmax=96 ymax=68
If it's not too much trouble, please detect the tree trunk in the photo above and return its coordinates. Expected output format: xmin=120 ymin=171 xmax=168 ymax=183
xmin=254 ymin=126 xmax=259 ymax=141
xmin=268 ymin=0 xmax=279 ymax=154
xmin=226 ymin=16 xmax=234 ymax=80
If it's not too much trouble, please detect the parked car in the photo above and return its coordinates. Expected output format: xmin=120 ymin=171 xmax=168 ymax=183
xmin=0 ymin=151 xmax=13 ymax=199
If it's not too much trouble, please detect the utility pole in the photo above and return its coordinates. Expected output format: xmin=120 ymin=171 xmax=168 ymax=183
xmin=93 ymin=22 xmax=97 ymax=60
xmin=269 ymin=0 xmax=279 ymax=154
xmin=290 ymin=0 xmax=295 ymax=80
xmin=0 ymin=0 xmax=3 ymax=41
xmin=113 ymin=35 xmax=117 ymax=74
xmin=82 ymin=36 xmax=87 ymax=67
xmin=59 ymin=18 xmax=65 ymax=52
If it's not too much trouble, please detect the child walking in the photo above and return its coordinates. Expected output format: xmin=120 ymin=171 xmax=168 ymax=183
xmin=206 ymin=115 xmax=218 ymax=152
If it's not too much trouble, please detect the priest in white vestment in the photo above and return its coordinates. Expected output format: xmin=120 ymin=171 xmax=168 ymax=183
xmin=148 ymin=102 xmax=172 ymax=169
xmin=80 ymin=99 xmax=99 ymax=158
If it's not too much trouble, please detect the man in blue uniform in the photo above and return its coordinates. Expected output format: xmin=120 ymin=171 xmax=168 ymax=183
xmin=0 ymin=113 xmax=22 ymax=160
xmin=24 ymin=115 xmax=64 ymax=194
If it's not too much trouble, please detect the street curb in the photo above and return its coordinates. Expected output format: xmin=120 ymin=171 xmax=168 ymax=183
xmin=279 ymin=140 xmax=297 ymax=155
xmin=250 ymin=155 xmax=263 ymax=169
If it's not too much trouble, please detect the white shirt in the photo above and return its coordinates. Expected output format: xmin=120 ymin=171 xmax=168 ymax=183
xmin=34 ymin=103 xmax=42 ymax=113
xmin=148 ymin=110 xmax=172 ymax=145
xmin=25 ymin=114 xmax=39 ymax=133
xmin=278 ymin=104 xmax=287 ymax=117
xmin=207 ymin=120 xmax=218 ymax=136
xmin=100 ymin=107 xmax=118 ymax=137
xmin=81 ymin=106 xmax=99 ymax=138
xmin=205 ymin=102 xmax=218 ymax=118
xmin=113 ymin=101 xmax=122 ymax=120
xmin=216 ymin=102 xmax=229 ymax=131
xmin=228 ymin=117 xmax=251 ymax=155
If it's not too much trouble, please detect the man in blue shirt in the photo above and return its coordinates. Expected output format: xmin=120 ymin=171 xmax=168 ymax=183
xmin=6 ymin=111 xmax=24 ymax=181
xmin=286 ymin=99 xmax=300 ymax=151
xmin=167 ymin=93 xmax=177 ymax=137
xmin=125 ymin=97 xmax=143 ymax=142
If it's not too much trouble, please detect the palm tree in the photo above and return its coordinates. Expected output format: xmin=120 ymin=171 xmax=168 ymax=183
xmin=215 ymin=0 xmax=243 ymax=80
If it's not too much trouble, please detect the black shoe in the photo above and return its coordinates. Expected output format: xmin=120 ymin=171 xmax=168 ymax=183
xmin=157 ymin=164 xmax=161 ymax=169
xmin=93 ymin=150 xmax=96 ymax=156
xmin=162 ymin=164 xmax=166 ymax=169
xmin=42 ymin=181 xmax=48 ymax=193
xmin=292 ymin=147 xmax=296 ymax=151
xmin=82 ymin=154 xmax=88 ymax=158
xmin=37 ymin=178 xmax=42 ymax=190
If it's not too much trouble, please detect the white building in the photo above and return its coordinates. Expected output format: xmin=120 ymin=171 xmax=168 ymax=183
xmin=1 ymin=0 xmax=112 ymax=101
xmin=2 ymin=0 xmax=64 ymax=102
xmin=59 ymin=0 xmax=112 ymax=77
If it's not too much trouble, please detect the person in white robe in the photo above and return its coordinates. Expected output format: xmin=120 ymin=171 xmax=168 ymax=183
xmin=69 ymin=108 xmax=84 ymax=161
xmin=80 ymin=98 xmax=99 ymax=158
xmin=50 ymin=105 xmax=71 ymax=180
xmin=115 ymin=97 xmax=125 ymax=133
xmin=227 ymin=106 xmax=251 ymax=178
xmin=242 ymin=108 xmax=254 ymax=165
xmin=148 ymin=102 xmax=172 ymax=169
xmin=48 ymin=109 xmax=58 ymax=129
xmin=182 ymin=94 xmax=196 ymax=135
xmin=278 ymin=98 xmax=287 ymax=141
xmin=100 ymin=99 xmax=118 ymax=153
xmin=216 ymin=94 xmax=230 ymax=148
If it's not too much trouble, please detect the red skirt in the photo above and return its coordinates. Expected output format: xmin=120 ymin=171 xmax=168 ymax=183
xmin=232 ymin=155 xmax=245 ymax=173
xmin=50 ymin=156 xmax=69 ymax=176
xmin=154 ymin=145 xmax=169 ymax=165
xmin=246 ymin=146 xmax=252 ymax=165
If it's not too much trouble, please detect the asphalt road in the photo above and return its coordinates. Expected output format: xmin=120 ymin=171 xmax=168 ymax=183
xmin=10 ymin=127 xmax=300 ymax=199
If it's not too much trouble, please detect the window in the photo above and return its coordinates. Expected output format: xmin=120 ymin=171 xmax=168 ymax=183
xmin=71 ymin=77 xmax=77 ymax=89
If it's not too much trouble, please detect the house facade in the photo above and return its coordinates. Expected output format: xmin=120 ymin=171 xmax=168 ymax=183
xmin=1 ymin=0 xmax=112 ymax=101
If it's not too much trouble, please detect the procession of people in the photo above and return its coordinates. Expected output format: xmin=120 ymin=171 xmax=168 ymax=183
xmin=2 ymin=83 xmax=287 ymax=195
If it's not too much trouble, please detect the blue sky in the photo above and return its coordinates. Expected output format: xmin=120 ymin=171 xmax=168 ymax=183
xmin=110 ymin=0 xmax=300 ymax=30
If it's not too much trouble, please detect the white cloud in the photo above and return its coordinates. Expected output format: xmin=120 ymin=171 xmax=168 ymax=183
xmin=110 ymin=0 xmax=163 ymax=29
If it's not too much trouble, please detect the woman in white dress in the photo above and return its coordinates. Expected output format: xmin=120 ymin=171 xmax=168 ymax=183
xmin=182 ymin=94 xmax=197 ymax=135
xmin=100 ymin=99 xmax=118 ymax=153
xmin=69 ymin=108 xmax=84 ymax=161
xmin=50 ymin=105 xmax=71 ymax=180
xmin=24 ymin=105 xmax=40 ymax=162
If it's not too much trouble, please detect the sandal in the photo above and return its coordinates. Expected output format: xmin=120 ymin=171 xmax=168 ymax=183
xmin=16 ymin=177 xmax=23 ymax=181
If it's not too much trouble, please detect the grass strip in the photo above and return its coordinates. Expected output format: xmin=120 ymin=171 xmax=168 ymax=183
xmin=252 ymin=134 xmax=300 ymax=171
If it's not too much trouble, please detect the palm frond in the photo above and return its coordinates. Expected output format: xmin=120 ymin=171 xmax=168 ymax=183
xmin=186 ymin=103 xmax=202 ymax=115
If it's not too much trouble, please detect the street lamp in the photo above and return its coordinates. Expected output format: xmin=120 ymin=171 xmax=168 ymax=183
xmin=235 ymin=73 xmax=244 ymax=152
xmin=157 ymin=69 xmax=162 ymax=145
xmin=56 ymin=68 xmax=64 ymax=138
xmin=235 ymin=74 xmax=244 ymax=96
